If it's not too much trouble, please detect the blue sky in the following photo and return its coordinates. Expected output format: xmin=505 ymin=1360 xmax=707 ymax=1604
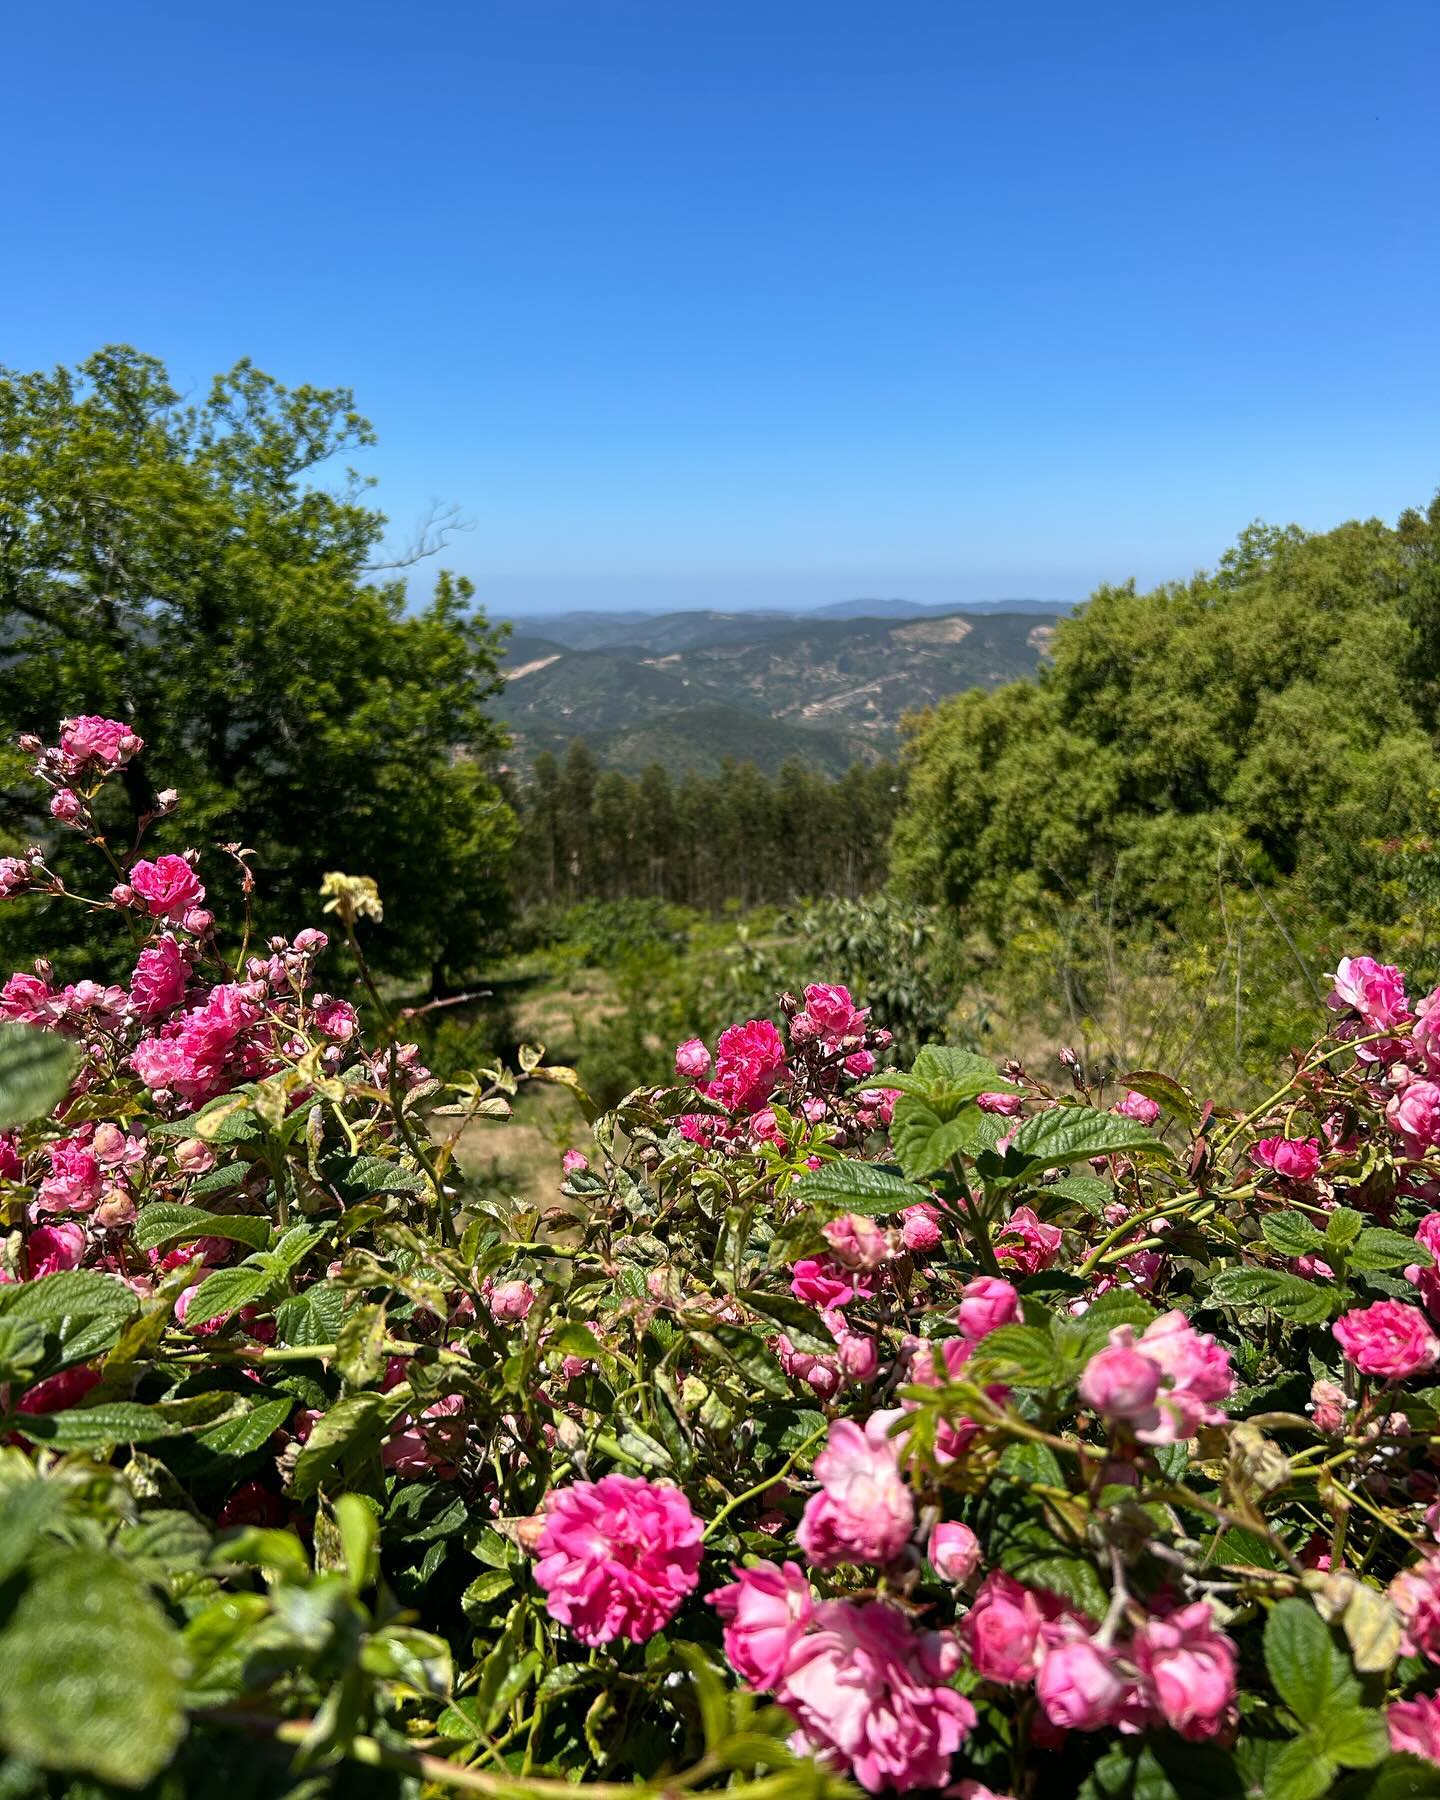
xmin=5 ymin=0 xmax=1437 ymax=612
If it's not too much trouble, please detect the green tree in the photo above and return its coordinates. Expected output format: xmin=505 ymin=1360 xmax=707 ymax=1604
xmin=0 ymin=346 xmax=515 ymax=983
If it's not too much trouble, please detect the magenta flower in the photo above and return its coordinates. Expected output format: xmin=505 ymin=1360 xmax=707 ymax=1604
xmin=994 ymin=1205 xmax=1062 ymax=1275
xmin=1113 ymin=1089 xmax=1161 ymax=1126
xmin=1252 ymin=1135 xmax=1322 ymax=1181
xmin=128 ymin=935 xmax=189 ymax=1021
xmin=956 ymin=1275 xmax=1021 ymax=1343
xmin=128 ymin=853 xmax=205 ymax=922
xmin=1389 ymin=1693 xmax=1440 ymax=1764
xmin=534 ymin=1474 xmax=703 ymax=1646
xmin=1334 ymin=1300 xmax=1440 ymax=1380
xmin=58 ymin=715 xmax=143 ymax=772
xmin=674 ymin=1036 xmax=712 ymax=1080
xmin=797 ymin=982 xmax=869 ymax=1047
xmin=707 ymin=1019 xmax=788 ymax=1113
xmin=1328 ymin=954 xmax=1410 ymax=1033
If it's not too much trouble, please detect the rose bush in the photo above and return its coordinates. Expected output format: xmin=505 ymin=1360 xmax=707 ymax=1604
xmin=8 ymin=727 xmax=1440 ymax=1798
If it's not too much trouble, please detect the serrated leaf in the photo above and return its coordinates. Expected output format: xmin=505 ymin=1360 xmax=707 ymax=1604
xmin=132 ymin=1203 xmax=270 ymax=1255
xmin=1314 ymin=1706 xmax=1390 ymax=1770
xmin=973 ymin=1323 xmax=1066 ymax=1386
xmin=1261 ymin=1213 xmax=1327 ymax=1257
xmin=1211 ymin=1266 xmax=1336 ymax=1323
xmin=274 ymin=1282 xmax=346 ymax=1347
xmin=181 ymin=1263 xmax=274 ymax=1330
xmin=14 ymin=1392 xmax=237 ymax=1448
xmin=1265 ymin=1597 xmax=1361 ymax=1725
xmin=0 ymin=1022 xmax=79 ymax=1130
xmin=791 ymin=1159 xmax=930 ymax=1217
xmin=1044 ymin=1174 xmax=1114 ymax=1218
xmin=1120 ymin=1068 xmax=1202 ymax=1128
xmin=0 ymin=1547 xmax=187 ymax=1786
xmin=336 ymin=1301 xmax=388 ymax=1386
xmin=1266 ymin=1737 xmax=1337 ymax=1800
xmin=193 ymin=1396 xmax=292 ymax=1459
xmin=290 ymin=1390 xmax=404 ymax=1500
xmin=1351 ymin=1228 xmax=1430 ymax=1272
xmin=0 ymin=1270 xmax=138 ymax=1326
xmin=1325 ymin=1207 xmax=1366 ymax=1249
xmin=1008 ymin=1103 xmax=1164 ymax=1174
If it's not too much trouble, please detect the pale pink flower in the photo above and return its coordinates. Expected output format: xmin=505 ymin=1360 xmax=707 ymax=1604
xmin=1132 ymin=1600 xmax=1238 ymax=1740
xmin=960 ymin=1572 xmax=1049 ymax=1684
xmin=1309 ymin=1377 xmax=1348 ymax=1434
xmin=48 ymin=788 xmax=83 ymax=825
xmin=1389 ymin=1081 xmax=1440 ymax=1156
xmin=311 ymin=995 xmax=359 ymax=1041
xmin=128 ymin=853 xmax=205 ymax=922
xmin=957 ymin=1275 xmax=1021 ymax=1343
xmin=708 ymin=1560 xmax=812 ymax=1690
xmin=1329 ymin=955 xmax=1410 ymax=1034
xmin=1079 ymin=1341 xmax=1162 ymax=1420
xmin=1113 ymin=1089 xmax=1160 ymax=1126
xmin=776 ymin=1600 xmax=973 ymax=1793
xmin=904 ymin=1333 xmax=1009 ymax=1462
xmin=976 ymin=1090 xmax=1024 ymax=1116
xmin=561 ymin=1148 xmax=588 ymax=1175
xmin=0 ymin=858 xmax=33 ymax=898
xmin=0 ymin=972 xmax=57 ymax=1025
xmin=38 ymin=1138 xmax=103 ymax=1213
xmin=1392 ymin=1552 xmax=1440 ymax=1663
xmin=534 ymin=1474 xmax=703 ymax=1645
xmin=1334 ymin=1300 xmax=1440 ymax=1380
xmin=774 ymin=1332 xmax=843 ymax=1399
xmin=674 ymin=1036 xmax=712 ymax=1080
xmin=822 ymin=1211 xmax=894 ymax=1269
xmin=834 ymin=1326 xmax=879 ymax=1383
xmin=796 ymin=1411 xmax=914 ymax=1569
xmin=486 ymin=1279 xmax=537 ymax=1322
xmin=929 ymin=1520 xmax=981 ymax=1584
xmin=994 ymin=1205 xmax=1062 ymax=1275
xmin=174 ymin=1137 xmax=215 ymax=1175
xmin=1036 ymin=1636 xmax=1128 ymax=1732
xmin=901 ymin=1203 xmax=942 ymax=1254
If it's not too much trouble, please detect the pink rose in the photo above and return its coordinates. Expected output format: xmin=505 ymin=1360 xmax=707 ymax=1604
xmin=1392 ymin=1552 xmax=1440 ymax=1663
xmin=798 ymin=983 xmax=869 ymax=1047
xmin=1334 ymin=1300 xmax=1440 ymax=1380
xmin=1389 ymin=1082 xmax=1440 ymax=1156
xmin=382 ymin=1393 xmax=467 ymax=1478
xmin=796 ymin=1411 xmax=914 ymax=1569
xmin=774 ymin=1332 xmax=843 ymax=1400
xmin=534 ymin=1474 xmax=703 ymax=1646
xmin=26 ymin=1221 xmax=86 ymax=1277
xmin=1133 ymin=1600 xmax=1237 ymax=1740
xmin=0 ymin=1134 xmax=21 ymax=1183
xmin=1113 ymin=1089 xmax=1161 ymax=1126
xmin=901 ymin=1202 xmax=942 ymax=1254
xmin=38 ymin=1138 xmax=103 ymax=1214
xmin=1036 ymin=1636 xmax=1128 ymax=1732
xmin=976 ymin=1090 xmax=1024 ymax=1116
xmin=1329 ymin=955 xmax=1410 ymax=1033
xmin=994 ymin=1205 xmax=1062 ymax=1275
xmin=0 ymin=858 xmax=32 ymax=898
xmin=1252 ymin=1136 xmax=1322 ymax=1181
xmin=486 ymin=1279 xmax=537 ymax=1322
xmin=674 ymin=1037 xmax=712 ymax=1080
xmin=561 ymin=1148 xmax=589 ymax=1175
xmin=929 ymin=1520 xmax=981 ymax=1584
xmin=1078 ymin=1342 xmax=1162 ymax=1420
xmin=791 ymin=1255 xmax=871 ymax=1310
xmin=776 ymin=1600 xmax=973 ymax=1793
xmin=48 ymin=788 xmax=83 ymax=825
xmin=957 ymin=1275 xmax=1021 ymax=1342
xmin=822 ymin=1212 xmax=894 ymax=1270
xmin=708 ymin=1560 xmax=812 ymax=1690
xmin=904 ymin=1333 xmax=1009 ymax=1462
xmin=1389 ymin=1693 xmax=1440 ymax=1764
xmin=128 ymin=935 xmax=189 ymax=1021
xmin=58 ymin=715 xmax=143 ymax=771
xmin=1308 ymin=1377 xmax=1348 ymax=1434
xmin=708 ymin=1019 xmax=788 ymax=1114
xmin=0 ymin=972 xmax=57 ymax=1025
xmin=312 ymin=995 xmax=359 ymax=1041
xmin=128 ymin=854 xmax=205 ymax=922
xmin=960 ymin=1572 xmax=1048 ymax=1684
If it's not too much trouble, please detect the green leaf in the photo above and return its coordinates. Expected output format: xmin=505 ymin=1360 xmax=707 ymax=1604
xmin=1079 ymin=1735 xmax=1246 ymax=1799
xmin=1314 ymin=1706 xmax=1391 ymax=1770
xmin=1267 ymin=1737 xmax=1338 ymax=1800
xmin=290 ymin=1391 xmax=404 ymax=1500
xmin=1007 ymin=1103 xmax=1164 ymax=1174
xmin=1044 ymin=1174 xmax=1114 ymax=1218
xmin=193 ymin=1396 xmax=293 ymax=1459
xmin=1119 ymin=1068 xmax=1203 ymax=1128
xmin=1326 ymin=1208 xmax=1367 ymax=1250
xmin=739 ymin=1290 xmax=839 ymax=1355
xmin=0 ymin=1317 xmax=47 ymax=1385
xmin=0 ymin=1022 xmax=79 ymax=1130
xmin=275 ymin=1282 xmax=346 ymax=1347
xmin=0 ymin=1270 xmax=138 ymax=1327
xmin=1261 ymin=1213 xmax=1328 ymax=1257
xmin=910 ymin=1045 xmax=1007 ymax=1088
xmin=791 ymin=1159 xmax=930 ymax=1217
xmin=1265 ymin=1598 xmax=1361 ymax=1726
xmin=0 ymin=1548 xmax=187 ymax=1787
xmin=181 ymin=1263 xmax=275 ymax=1330
xmin=132 ymin=1203 xmax=270 ymax=1254
xmin=321 ymin=1152 xmax=427 ymax=1201
xmin=890 ymin=1097 xmax=988 ymax=1181
xmin=1351 ymin=1228 xmax=1430 ymax=1272
xmin=0 ymin=1478 xmax=62 ymax=1583
xmin=14 ymin=1392 xmax=237 ymax=1448
xmin=973 ymin=1323 xmax=1067 ymax=1387
xmin=1211 ymin=1266 xmax=1336 ymax=1324
xmin=336 ymin=1301 xmax=388 ymax=1386
xmin=709 ymin=1325 xmax=794 ymax=1398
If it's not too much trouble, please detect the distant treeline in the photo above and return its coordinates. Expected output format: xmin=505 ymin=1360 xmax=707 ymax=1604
xmin=507 ymin=741 xmax=898 ymax=909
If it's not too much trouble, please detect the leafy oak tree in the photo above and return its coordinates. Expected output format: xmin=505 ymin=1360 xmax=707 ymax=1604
xmin=0 ymin=346 xmax=515 ymax=982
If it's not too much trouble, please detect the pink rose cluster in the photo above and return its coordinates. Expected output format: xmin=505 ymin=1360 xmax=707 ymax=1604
xmin=1252 ymin=1135 xmax=1322 ymax=1181
xmin=56 ymin=715 xmax=144 ymax=775
xmin=1333 ymin=1300 xmax=1440 ymax=1381
xmin=1078 ymin=1309 xmax=1235 ymax=1444
xmin=534 ymin=1474 xmax=704 ymax=1646
xmin=710 ymin=1563 xmax=975 ymax=1792
xmin=964 ymin=1571 xmax=1237 ymax=1742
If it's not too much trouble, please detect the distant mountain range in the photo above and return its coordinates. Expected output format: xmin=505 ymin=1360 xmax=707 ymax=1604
xmin=492 ymin=601 xmax=1069 ymax=778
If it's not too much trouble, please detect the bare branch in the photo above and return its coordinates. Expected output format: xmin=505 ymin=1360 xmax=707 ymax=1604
xmin=364 ymin=500 xmax=473 ymax=573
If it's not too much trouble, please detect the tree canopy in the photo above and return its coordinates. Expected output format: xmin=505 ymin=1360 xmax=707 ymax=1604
xmin=893 ymin=500 xmax=1440 ymax=963
xmin=0 ymin=346 xmax=514 ymax=980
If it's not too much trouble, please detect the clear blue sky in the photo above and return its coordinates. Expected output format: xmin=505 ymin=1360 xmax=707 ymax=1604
xmin=5 ymin=0 xmax=1437 ymax=613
